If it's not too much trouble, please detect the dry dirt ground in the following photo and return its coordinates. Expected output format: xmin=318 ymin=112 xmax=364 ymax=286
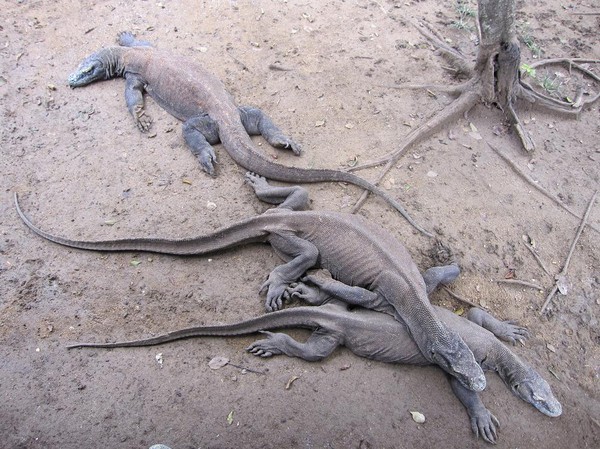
xmin=1 ymin=1 xmax=599 ymax=448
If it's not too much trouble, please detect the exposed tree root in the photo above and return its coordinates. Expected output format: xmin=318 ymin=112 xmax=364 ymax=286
xmin=349 ymin=87 xmax=480 ymax=213
xmin=348 ymin=15 xmax=599 ymax=223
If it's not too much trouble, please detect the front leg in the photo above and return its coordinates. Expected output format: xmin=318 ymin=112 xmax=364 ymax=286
xmin=124 ymin=74 xmax=152 ymax=132
xmin=467 ymin=308 xmax=529 ymax=345
xmin=286 ymin=279 xmax=332 ymax=306
xmin=421 ymin=264 xmax=460 ymax=295
xmin=450 ymin=376 xmax=499 ymax=444
xmin=261 ymin=231 xmax=319 ymax=312
xmin=239 ymin=106 xmax=302 ymax=156
xmin=296 ymin=271 xmax=395 ymax=315
xmin=246 ymin=329 xmax=341 ymax=362
xmin=245 ymin=172 xmax=309 ymax=211
xmin=182 ymin=115 xmax=220 ymax=175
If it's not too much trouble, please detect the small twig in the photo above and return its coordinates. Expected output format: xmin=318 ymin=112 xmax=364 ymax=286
xmin=495 ymin=279 xmax=543 ymax=290
xmin=226 ymin=47 xmax=250 ymax=72
xmin=377 ymin=82 xmax=469 ymax=96
xmin=441 ymin=286 xmax=480 ymax=308
xmin=522 ymin=242 xmax=552 ymax=277
xmin=540 ymin=191 xmax=598 ymax=314
xmin=487 ymin=143 xmax=600 ymax=234
xmin=268 ymin=64 xmax=292 ymax=72
xmin=227 ymin=362 xmax=266 ymax=375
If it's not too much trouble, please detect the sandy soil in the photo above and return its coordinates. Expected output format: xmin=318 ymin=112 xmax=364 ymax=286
xmin=1 ymin=1 xmax=599 ymax=448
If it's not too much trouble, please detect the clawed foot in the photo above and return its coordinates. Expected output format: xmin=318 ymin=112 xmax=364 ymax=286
xmin=497 ymin=320 xmax=530 ymax=345
xmin=269 ymin=134 xmax=302 ymax=156
xmin=244 ymin=172 xmax=270 ymax=190
xmin=470 ymin=407 xmax=500 ymax=444
xmin=246 ymin=331 xmax=285 ymax=357
xmin=133 ymin=106 xmax=153 ymax=132
xmin=286 ymin=281 xmax=328 ymax=306
xmin=286 ymin=272 xmax=332 ymax=306
xmin=198 ymin=147 xmax=218 ymax=176
xmin=260 ymin=273 xmax=289 ymax=312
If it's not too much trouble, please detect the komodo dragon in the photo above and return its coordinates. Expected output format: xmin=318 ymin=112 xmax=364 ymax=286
xmin=67 ymin=281 xmax=561 ymax=445
xmin=67 ymin=31 xmax=431 ymax=236
xmin=15 ymin=173 xmax=484 ymax=391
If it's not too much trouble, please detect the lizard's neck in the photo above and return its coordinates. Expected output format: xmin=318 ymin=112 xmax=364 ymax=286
xmin=98 ymin=47 xmax=127 ymax=79
xmin=485 ymin=344 xmax=530 ymax=386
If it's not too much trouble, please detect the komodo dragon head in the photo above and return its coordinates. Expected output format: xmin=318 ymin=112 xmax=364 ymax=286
xmin=68 ymin=48 xmax=124 ymax=87
xmin=506 ymin=367 xmax=562 ymax=417
xmin=429 ymin=332 xmax=487 ymax=392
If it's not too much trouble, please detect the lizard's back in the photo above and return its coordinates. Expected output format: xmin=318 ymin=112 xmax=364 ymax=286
xmin=122 ymin=47 xmax=238 ymax=122
xmin=278 ymin=211 xmax=425 ymax=290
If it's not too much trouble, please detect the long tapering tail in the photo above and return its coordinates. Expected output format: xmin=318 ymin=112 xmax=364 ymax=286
xmin=14 ymin=193 xmax=271 ymax=255
xmin=219 ymin=129 xmax=433 ymax=237
xmin=67 ymin=306 xmax=326 ymax=349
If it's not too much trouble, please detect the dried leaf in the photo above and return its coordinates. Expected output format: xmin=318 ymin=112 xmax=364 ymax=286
xmin=208 ymin=356 xmax=229 ymax=370
xmin=226 ymin=410 xmax=234 ymax=425
xmin=555 ymin=275 xmax=569 ymax=295
xmin=410 ymin=411 xmax=426 ymax=423
xmin=454 ymin=307 xmax=464 ymax=316
xmin=130 ymin=260 xmax=142 ymax=267
xmin=285 ymin=375 xmax=300 ymax=390
xmin=182 ymin=178 xmax=192 ymax=185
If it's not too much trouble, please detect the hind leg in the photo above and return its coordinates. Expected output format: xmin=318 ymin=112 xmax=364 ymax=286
xmin=467 ymin=308 xmax=529 ymax=345
xmin=117 ymin=31 xmax=153 ymax=47
xmin=422 ymin=264 xmax=460 ymax=295
xmin=182 ymin=115 xmax=220 ymax=175
xmin=245 ymin=172 xmax=309 ymax=211
xmin=239 ymin=106 xmax=302 ymax=155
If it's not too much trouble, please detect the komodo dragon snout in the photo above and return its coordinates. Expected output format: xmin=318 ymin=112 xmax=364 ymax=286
xmin=68 ymin=49 xmax=114 ymax=87
xmin=509 ymin=369 xmax=562 ymax=417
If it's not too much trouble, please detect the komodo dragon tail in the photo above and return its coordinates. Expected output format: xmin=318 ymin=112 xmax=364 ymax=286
xmin=219 ymin=130 xmax=433 ymax=237
xmin=67 ymin=306 xmax=325 ymax=349
xmin=14 ymin=193 xmax=271 ymax=255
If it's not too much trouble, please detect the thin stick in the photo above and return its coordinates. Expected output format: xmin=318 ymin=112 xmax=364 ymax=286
xmin=540 ymin=191 xmax=598 ymax=314
xmin=227 ymin=362 xmax=266 ymax=375
xmin=441 ymin=286 xmax=480 ymax=308
xmin=522 ymin=242 xmax=552 ymax=277
xmin=495 ymin=279 xmax=543 ymax=290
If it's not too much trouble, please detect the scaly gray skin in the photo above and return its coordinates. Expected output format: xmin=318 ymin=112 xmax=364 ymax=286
xmin=14 ymin=173 xmax=482 ymax=391
xmin=66 ymin=32 xmax=431 ymax=236
xmin=67 ymin=295 xmax=561 ymax=445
